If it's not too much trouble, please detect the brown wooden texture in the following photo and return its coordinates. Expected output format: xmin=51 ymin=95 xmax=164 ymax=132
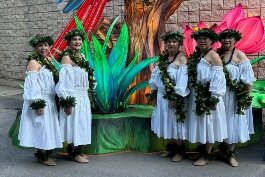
xmin=124 ymin=0 xmax=183 ymax=104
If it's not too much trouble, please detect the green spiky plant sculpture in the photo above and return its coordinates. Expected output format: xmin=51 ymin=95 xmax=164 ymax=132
xmin=72 ymin=15 xmax=158 ymax=113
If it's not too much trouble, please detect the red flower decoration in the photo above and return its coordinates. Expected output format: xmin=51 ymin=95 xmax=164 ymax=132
xmin=183 ymin=4 xmax=265 ymax=57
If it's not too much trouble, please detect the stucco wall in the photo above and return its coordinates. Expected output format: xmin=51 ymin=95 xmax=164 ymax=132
xmin=0 ymin=0 xmax=264 ymax=82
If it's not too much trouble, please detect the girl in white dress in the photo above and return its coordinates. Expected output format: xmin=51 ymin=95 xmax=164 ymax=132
xmin=218 ymin=29 xmax=256 ymax=167
xmin=56 ymin=29 xmax=93 ymax=163
xmin=187 ymin=28 xmax=227 ymax=166
xmin=149 ymin=31 xmax=190 ymax=162
xmin=18 ymin=35 xmax=63 ymax=166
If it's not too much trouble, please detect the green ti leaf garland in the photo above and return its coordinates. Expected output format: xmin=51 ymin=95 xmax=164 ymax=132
xmin=158 ymin=50 xmax=186 ymax=123
xmin=187 ymin=50 xmax=220 ymax=117
xmin=218 ymin=48 xmax=253 ymax=115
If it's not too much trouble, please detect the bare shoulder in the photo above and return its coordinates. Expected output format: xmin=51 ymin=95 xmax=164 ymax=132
xmin=26 ymin=60 xmax=41 ymax=71
xmin=235 ymin=49 xmax=248 ymax=62
xmin=209 ymin=50 xmax=222 ymax=66
xmin=61 ymin=55 xmax=73 ymax=64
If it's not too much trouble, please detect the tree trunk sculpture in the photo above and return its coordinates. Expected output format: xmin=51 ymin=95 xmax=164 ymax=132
xmin=123 ymin=0 xmax=183 ymax=104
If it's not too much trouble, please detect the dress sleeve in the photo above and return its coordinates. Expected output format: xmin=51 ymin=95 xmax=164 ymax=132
xmin=23 ymin=71 xmax=43 ymax=102
xmin=55 ymin=64 xmax=75 ymax=98
xmin=149 ymin=66 xmax=159 ymax=91
xmin=209 ymin=66 xmax=226 ymax=96
xmin=239 ymin=61 xmax=256 ymax=85
xmin=174 ymin=65 xmax=190 ymax=97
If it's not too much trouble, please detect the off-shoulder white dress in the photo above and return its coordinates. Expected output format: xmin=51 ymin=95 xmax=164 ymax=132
xmin=55 ymin=64 xmax=92 ymax=146
xmin=223 ymin=60 xmax=256 ymax=144
xmin=18 ymin=67 xmax=63 ymax=150
xmin=187 ymin=58 xmax=227 ymax=144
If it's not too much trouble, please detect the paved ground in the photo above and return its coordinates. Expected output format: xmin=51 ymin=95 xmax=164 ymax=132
xmin=0 ymin=85 xmax=265 ymax=177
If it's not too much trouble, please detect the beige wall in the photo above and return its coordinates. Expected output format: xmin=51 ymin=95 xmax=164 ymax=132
xmin=0 ymin=0 xmax=71 ymax=81
xmin=0 ymin=0 xmax=265 ymax=82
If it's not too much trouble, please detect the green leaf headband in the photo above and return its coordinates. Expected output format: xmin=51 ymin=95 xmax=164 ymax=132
xmin=191 ymin=28 xmax=219 ymax=42
xmin=29 ymin=35 xmax=54 ymax=47
xmin=219 ymin=29 xmax=242 ymax=42
xmin=64 ymin=29 xmax=86 ymax=42
xmin=162 ymin=31 xmax=184 ymax=45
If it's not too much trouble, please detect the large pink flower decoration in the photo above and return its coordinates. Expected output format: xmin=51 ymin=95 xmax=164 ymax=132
xmin=183 ymin=4 xmax=265 ymax=57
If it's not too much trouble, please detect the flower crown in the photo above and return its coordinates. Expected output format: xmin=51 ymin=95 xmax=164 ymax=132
xmin=29 ymin=35 xmax=54 ymax=47
xmin=191 ymin=28 xmax=219 ymax=42
xmin=162 ymin=31 xmax=184 ymax=45
xmin=64 ymin=29 xmax=86 ymax=42
xmin=219 ymin=29 xmax=242 ymax=42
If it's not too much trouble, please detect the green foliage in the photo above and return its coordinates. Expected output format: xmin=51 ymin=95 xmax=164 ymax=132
xmin=187 ymin=52 xmax=220 ymax=117
xmin=59 ymin=96 xmax=76 ymax=108
xmin=222 ymin=57 xmax=252 ymax=115
xmin=30 ymin=99 xmax=47 ymax=110
xmin=195 ymin=83 xmax=219 ymax=117
xmin=73 ymin=16 xmax=158 ymax=113
xmin=157 ymin=51 xmax=186 ymax=122
xmin=250 ymin=57 xmax=265 ymax=109
xmin=250 ymin=56 xmax=265 ymax=65
xmin=251 ymin=80 xmax=265 ymax=108
xmin=235 ymin=82 xmax=253 ymax=114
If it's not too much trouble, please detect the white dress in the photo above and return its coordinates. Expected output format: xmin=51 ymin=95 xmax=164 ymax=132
xmin=149 ymin=64 xmax=190 ymax=140
xmin=223 ymin=61 xmax=256 ymax=144
xmin=18 ymin=67 xmax=63 ymax=150
xmin=188 ymin=58 xmax=227 ymax=144
xmin=55 ymin=64 xmax=92 ymax=146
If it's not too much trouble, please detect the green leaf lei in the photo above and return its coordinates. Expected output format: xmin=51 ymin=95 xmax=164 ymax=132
xmin=187 ymin=50 xmax=220 ymax=117
xmin=158 ymin=50 xmax=186 ymax=122
xmin=27 ymin=52 xmax=59 ymax=82
xmin=61 ymin=49 xmax=96 ymax=101
xmin=59 ymin=96 xmax=76 ymax=108
xmin=30 ymin=99 xmax=47 ymax=110
xmin=218 ymin=48 xmax=253 ymax=115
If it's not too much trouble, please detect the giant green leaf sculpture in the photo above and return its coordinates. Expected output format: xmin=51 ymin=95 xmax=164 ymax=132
xmin=72 ymin=15 xmax=159 ymax=113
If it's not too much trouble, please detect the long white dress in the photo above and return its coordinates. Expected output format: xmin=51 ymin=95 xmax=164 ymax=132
xmin=55 ymin=64 xmax=92 ymax=146
xmin=18 ymin=67 xmax=63 ymax=150
xmin=188 ymin=58 xmax=227 ymax=144
xmin=223 ymin=60 xmax=256 ymax=144
xmin=149 ymin=64 xmax=190 ymax=140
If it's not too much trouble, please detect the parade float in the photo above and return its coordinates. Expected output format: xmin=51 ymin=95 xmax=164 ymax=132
xmin=9 ymin=1 xmax=265 ymax=155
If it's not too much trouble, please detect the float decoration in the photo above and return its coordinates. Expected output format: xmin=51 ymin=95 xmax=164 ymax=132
xmin=183 ymin=4 xmax=265 ymax=57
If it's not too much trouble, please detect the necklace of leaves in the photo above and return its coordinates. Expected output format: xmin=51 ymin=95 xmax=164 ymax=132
xmin=218 ymin=47 xmax=252 ymax=115
xmin=62 ymin=49 xmax=96 ymax=101
xmin=158 ymin=50 xmax=186 ymax=122
xmin=27 ymin=52 xmax=59 ymax=83
xmin=187 ymin=48 xmax=220 ymax=117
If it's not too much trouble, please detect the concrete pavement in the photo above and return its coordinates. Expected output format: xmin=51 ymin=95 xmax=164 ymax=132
xmin=0 ymin=85 xmax=265 ymax=177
